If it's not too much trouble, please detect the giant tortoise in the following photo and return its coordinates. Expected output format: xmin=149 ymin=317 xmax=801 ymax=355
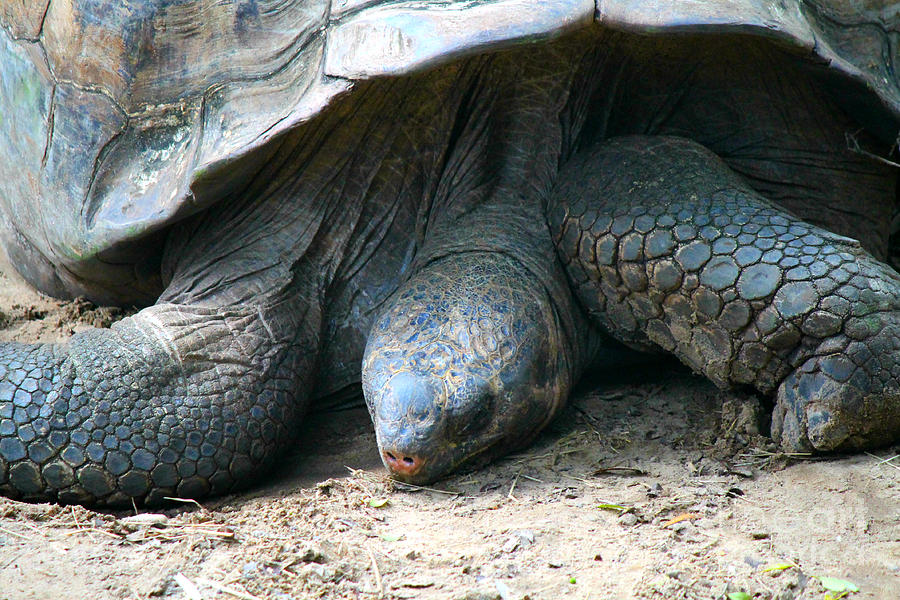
xmin=1 ymin=0 xmax=899 ymax=505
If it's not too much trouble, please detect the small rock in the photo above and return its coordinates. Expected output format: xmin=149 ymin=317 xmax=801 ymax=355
xmin=241 ymin=562 xmax=259 ymax=580
xmin=494 ymin=581 xmax=513 ymax=600
xmin=298 ymin=544 xmax=327 ymax=563
xmin=547 ymin=560 xmax=564 ymax=569
xmin=400 ymin=579 xmax=435 ymax=589
xmin=301 ymin=563 xmax=340 ymax=583
xmin=514 ymin=529 xmax=535 ymax=544
xmin=647 ymin=483 xmax=663 ymax=498
xmin=750 ymin=532 xmax=770 ymax=540
xmin=457 ymin=591 xmax=501 ymax=600
xmin=120 ymin=513 xmax=169 ymax=531
xmin=406 ymin=550 xmax=421 ymax=560
xmin=145 ymin=576 xmax=170 ymax=597
xmin=728 ymin=466 xmax=754 ymax=478
xmin=726 ymin=487 xmax=745 ymax=498
xmin=501 ymin=530 xmax=535 ymax=553
xmin=744 ymin=556 xmax=763 ymax=568
xmin=669 ymin=521 xmax=692 ymax=534
xmin=618 ymin=512 xmax=639 ymax=527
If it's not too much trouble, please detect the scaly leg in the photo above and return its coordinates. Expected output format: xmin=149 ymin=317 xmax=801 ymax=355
xmin=0 ymin=195 xmax=323 ymax=506
xmin=549 ymin=135 xmax=900 ymax=451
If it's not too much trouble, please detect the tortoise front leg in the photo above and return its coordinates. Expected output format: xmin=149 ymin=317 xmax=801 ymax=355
xmin=0 ymin=203 xmax=323 ymax=506
xmin=549 ymin=135 xmax=900 ymax=451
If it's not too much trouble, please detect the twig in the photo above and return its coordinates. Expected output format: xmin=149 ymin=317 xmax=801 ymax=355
xmin=507 ymin=471 xmax=521 ymax=503
xmin=1 ymin=551 xmax=25 ymax=570
xmin=195 ymin=577 xmax=262 ymax=600
xmin=174 ymin=573 xmax=202 ymax=600
xmin=17 ymin=523 xmax=48 ymax=537
xmin=512 ymin=447 xmax=582 ymax=465
xmin=0 ymin=525 xmax=30 ymax=540
xmin=866 ymin=452 xmax=900 ymax=472
xmin=364 ymin=546 xmax=384 ymax=599
xmin=62 ymin=527 xmax=123 ymax=540
xmin=392 ymin=481 xmax=461 ymax=496
xmin=592 ymin=466 xmax=647 ymax=477
xmin=163 ymin=497 xmax=204 ymax=509
xmin=572 ymin=404 xmax=603 ymax=435
xmin=846 ymin=130 xmax=900 ymax=168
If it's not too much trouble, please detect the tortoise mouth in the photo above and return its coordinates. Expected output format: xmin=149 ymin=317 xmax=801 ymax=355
xmin=385 ymin=433 xmax=507 ymax=486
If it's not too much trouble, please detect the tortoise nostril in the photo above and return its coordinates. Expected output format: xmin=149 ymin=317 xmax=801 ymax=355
xmin=381 ymin=449 xmax=425 ymax=478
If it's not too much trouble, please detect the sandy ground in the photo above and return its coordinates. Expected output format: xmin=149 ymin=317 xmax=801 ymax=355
xmin=0 ymin=261 xmax=897 ymax=600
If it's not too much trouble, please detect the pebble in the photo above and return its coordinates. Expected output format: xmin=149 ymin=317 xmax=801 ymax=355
xmin=502 ymin=530 xmax=535 ymax=553
xmin=298 ymin=544 xmax=327 ymax=563
xmin=457 ymin=591 xmax=501 ymax=600
xmin=494 ymin=581 xmax=513 ymax=600
xmin=502 ymin=537 xmax=520 ymax=553
xmin=301 ymin=563 xmax=339 ymax=583
xmin=729 ymin=466 xmax=754 ymax=478
xmin=744 ymin=556 xmax=763 ymax=568
xmin=120 ymin=513 xmax=169 ymax=531
xmin=618 ymin=513 xmax=639 ymax=527
xmin=241 ymin=562 xmax=259 ymax=580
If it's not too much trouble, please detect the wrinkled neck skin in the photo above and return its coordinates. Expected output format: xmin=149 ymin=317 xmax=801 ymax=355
xmin=288 ymin=36 xmax=606 ymax=482
xmin=271 ymin=36 xmax=608 ymax=405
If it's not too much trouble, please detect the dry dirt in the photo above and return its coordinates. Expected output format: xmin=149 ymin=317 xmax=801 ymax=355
xmin=0 ymin=261 xmax=897 ymax=600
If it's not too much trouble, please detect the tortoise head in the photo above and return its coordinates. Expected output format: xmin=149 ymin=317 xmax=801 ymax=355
xmin=361 ymin=253 xmax=571 ymax=485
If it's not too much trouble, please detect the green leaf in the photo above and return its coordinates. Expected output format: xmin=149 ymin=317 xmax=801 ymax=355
xmin=596 ymin=503 xmax=628 ymax=512
xmin=760 ymin=563 xmax=795 ymax=573
xmin=818 ymin=577 xmax=859 ymax=593
xmin=727 ymin=593 xmax=752 ymax=600
xmin=368 ymin=498 xmax=390 ymax=508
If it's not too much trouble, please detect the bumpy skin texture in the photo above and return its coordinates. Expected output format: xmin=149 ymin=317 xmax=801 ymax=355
xmin=549 ymin=136 xmax=900 ymax=452
xmin=1 ymin=29 xmax=899 ymax=504
xmin=0 ymin=307 xmax=307 ymax=504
